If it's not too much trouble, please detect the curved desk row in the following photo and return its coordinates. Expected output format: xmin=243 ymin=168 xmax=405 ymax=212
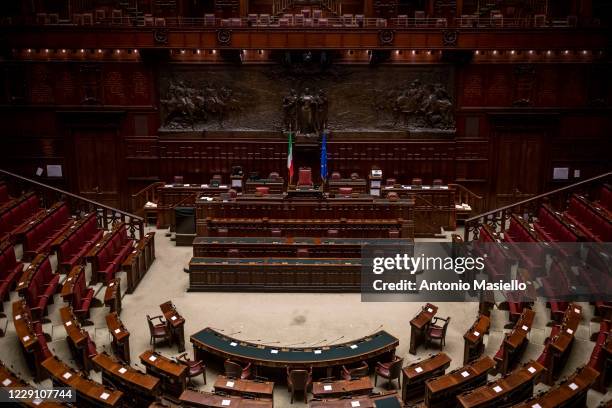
xmin=191 ymin=328 xmax=399 ymax=380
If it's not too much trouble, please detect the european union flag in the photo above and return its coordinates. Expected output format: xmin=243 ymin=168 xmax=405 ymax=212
xmin=320 ymin=130 xmax=328 ymax=181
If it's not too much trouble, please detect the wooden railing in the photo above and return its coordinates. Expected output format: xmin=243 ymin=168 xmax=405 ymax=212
xmin=463 ymin=172 xmax=612 ymax=242
xmin=449 ymin=183 xmax=484 ymax=218
xmin=0 ymin=169 xmax=145 ymax=240
xmin=131 ymin=181 xmax=164 ymax=217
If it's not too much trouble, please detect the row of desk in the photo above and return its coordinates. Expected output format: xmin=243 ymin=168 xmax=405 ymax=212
xmin=192 ymin=236 xmax=412 ymax=259
xmin=120 ymin=231 xmax=156 ymax=293
xmin=189 ymin=257 xmax=362 ymax=292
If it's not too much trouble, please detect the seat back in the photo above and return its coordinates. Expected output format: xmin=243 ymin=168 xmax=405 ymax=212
xmin=388 ymin=358 xmax=403 ymax=378
xmin=288 ymin=369 xmax=310 ymax=391
xmin=224 ymin=360 xmax=244 ymax=378
xmin=297 ymin=168 xmax=313 ymax=187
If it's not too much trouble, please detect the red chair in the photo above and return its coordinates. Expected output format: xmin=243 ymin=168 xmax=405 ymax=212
xmin=331 ymin=172 xmax=341 ymax=180
xmin=426 ymin=316 xmax=451 ymax=349
xmin=374 ymin=356 xmax=403 ymax=389
xmin=297 ymin=167 xmax=313 ymax=188
xmin=255 ymin=186 xmax=270 ymax=196
xmin=224 ymin=359 xmax=252 ymax=379
xmin=146 ymin=315 xmax=172 ymax=349
xmin=178 ymin=353 xmax=206 ymax=385
xmin=338 ymin=187 xmax=352 ymax=197
xmin=287 ymin=367 xmax=312 ymax=403
xmin=341 ymin=361 xmax=368 ymax=380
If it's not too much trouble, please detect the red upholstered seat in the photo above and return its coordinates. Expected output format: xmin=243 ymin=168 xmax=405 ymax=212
xmin=600 ymin=186 xmax=612 ymax=212
xmin=0 ymin=184 xmax=8 ymax=204
xmin=339 ymin=187 xmax=352 ymax=196
xmin=297 ymin=167 xmax=313 ymax=187
xmin=255 ymin=186 xmax=270 ymax=196
xmin=494 ymin=343 xmax=505 ymax=361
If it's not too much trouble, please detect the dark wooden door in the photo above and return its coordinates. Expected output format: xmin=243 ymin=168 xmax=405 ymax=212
xmin=73 ymin=130 xmax=120 ymax=208
xmin=493 ymin=131 xmax=546 ymax=209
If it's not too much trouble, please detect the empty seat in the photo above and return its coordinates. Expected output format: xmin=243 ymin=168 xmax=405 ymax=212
xmin=297 ymin=168 xmax=313 ymax=188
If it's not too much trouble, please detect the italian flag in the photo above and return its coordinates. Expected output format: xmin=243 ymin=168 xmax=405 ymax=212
xmin=287 ymin=131 xmax=294 ymax=182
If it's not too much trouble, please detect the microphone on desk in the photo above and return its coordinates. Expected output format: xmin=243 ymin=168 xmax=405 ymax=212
xmin=323 ymin=335 xmax=344 ymax=345
xmin=227 ymin=331 xmax=242 ymax=336
xmin=309 ymin=338 xmax=327 ymax=347
xmin=283 ymin=341 xmax=307 ymax=346
xmin=369 ymin=324 xmax=384 ymax=335
xmin=210 ymin=327 xmax=225 ymax=332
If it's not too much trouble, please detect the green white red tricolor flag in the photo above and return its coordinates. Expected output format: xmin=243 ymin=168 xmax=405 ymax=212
xmin=287 ymin=131 xmax=294 ymax=182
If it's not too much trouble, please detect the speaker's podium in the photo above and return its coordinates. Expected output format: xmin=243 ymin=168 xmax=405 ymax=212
xmin=287 ymin=167 xmax=324 ymax=199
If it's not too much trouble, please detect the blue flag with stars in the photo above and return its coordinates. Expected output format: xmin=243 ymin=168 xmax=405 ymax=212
xmin=320 ymin=130 xmax=328 ymax=181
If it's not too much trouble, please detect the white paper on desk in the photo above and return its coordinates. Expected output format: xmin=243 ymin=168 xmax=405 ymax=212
xmin=15 ymin=314 xmax=21 ymax=320
xmin=568 ymin=382 xmax=578 ymax=390
xmin=109 ymin=282 xmax=114 ymax=287
xmin=314 ymin=350 xmax=322 ymax=354
xmin=226 ymin=381 xmax=235 ymax=387
xmin=531 ymin=404 xmax=542 ymax=408
xmin=414 ymin=366 xmax=423 ymax=373
xmin=36 ymin=167 xmax=43 ymax=176
xmin=100 ymin=392 xmax=110 ymax=400
xmin=222 ymin=399 xmax=231 ymax=406
xmin=171 ymin=316 xmax=177 ymax=321
xmin=350 ymin=344 xmax=358 ymax=349
xmin=521 ymin=325 xmax=529 ymax=331
xmin=473 ymin=331 xmax=480 ymax=337
xmin=492 ymin=385 xmax=502 ymax=393
xmin=460 ymin=371 xmax=469 ymax=378
xmin=118 ymin=367 xmax=127 ymax=374
xmin=427 ymin=308 xmax=433 ymax=313
xmin=440 ymin=186 xmax=449 ymax=189
xmin=574 ymin=308 xmax=580 ymax=314
xmin=23 ymin=336 xmax=30 ymax=342
xmin=114 ymin=328 xmax=121 ymax=334
xmin=566 ymin=328 xmax=573 ymax=334
xmin=149 ymin=355 xmax=157 ymax=362
xmin=65 ymin=321 xmax=72 ymax=327
xmin=527 ymin=366 xmax=536 ymax=374
xmin=62 ymin=372 xmax=72 ymax=380
xmin=2 ymin=379 xmax=11 ymax=386
xmin=422 ymin=186 xmax=431 ymax=189
xmin=230 ymin=342 xmax=238 ymax=347
xmin=32 ymin=398 xmax=43 ymax=406
xmin=47 ymin=164 xmax=63 ymax=178
xmin=271 ymin=349 xmax=279 ymax=354
xmin=351 ymin=401 xmax=361 ymax=407
xmin=323 ymin=385 xmax=332 ymax=391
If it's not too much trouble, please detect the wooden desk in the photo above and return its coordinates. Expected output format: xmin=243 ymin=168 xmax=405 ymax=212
xmin=463 ymin=315 xmax=490 ymax=365
xmin=179 ymin=389 xmax=273 ymax=408
xmin=104 ymin=278 xmax=122 ymax=315
xmin=60 ymin=265 xmax=82 ymax=303
xmin=401 ymin=352 xmax=451 ymax=402
xmin=157 ymin=184 xmax=230 ymax=229
xmin=196 ymin=195 xmax=414 ymax=239
xmin=139 ymin=350 xmax=187 ymax=400
xmin=42 ymin=356 xmax=123 ymax=408
xmin=0 ymin=360 xmax=68 ymax=407
xmin=512 ymin=366 xmax=599 ymax=408
xmin=60 ymin=306 xmax=93 ymax=371
xmin=214 ymin=375 xmax=275 ymax=399
xmin=93 ymin=352 xmax=160 ymax=407
xmin=245 ymin=178 xmax=285 ymax=195
xmin=540 ymin=303 xmax=582 ymax=385
xmin=160 ymin=300 xmax=185 ymax=352
xmin=121 ymin=231 xmax=155 ymax=293
xmin=409 ymin=303 xmax=438 ymax=354
xmin=425 ymin=356 xmax=496 ymax=408
xmin=105 ymin=312 xmax=130 ymax=363
xmin=13 ymin=300 xmax=47 ymax=381
xmin=311 ymin=376 xmax=373 ymax=399
xmin=191 ymin=328 xmax=398 ymax=381
xmin=495 ymin=308 xmax=535 ymax=375
xmin=309 ymin=392 xmax=402 ymax=408
xmin=188 ymin=257 xmax=363 ymax=292
xmin=457 ymin=361 xmax=544 ymax=408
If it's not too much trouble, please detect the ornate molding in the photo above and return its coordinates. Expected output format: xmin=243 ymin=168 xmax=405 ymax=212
xmin=442 ymin=30 xmax=459 ymax=47
xmin=153 ymin=29 xmax=168 ymax=44
xmin=217 ymin=29 xmax=232 ymax=46
xmin=378 ymin=30 xmax=395 ymax=45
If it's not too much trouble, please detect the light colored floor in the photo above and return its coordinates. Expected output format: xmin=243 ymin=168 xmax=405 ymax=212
xmin=0 ymin=226 xmax=609 ymax=407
